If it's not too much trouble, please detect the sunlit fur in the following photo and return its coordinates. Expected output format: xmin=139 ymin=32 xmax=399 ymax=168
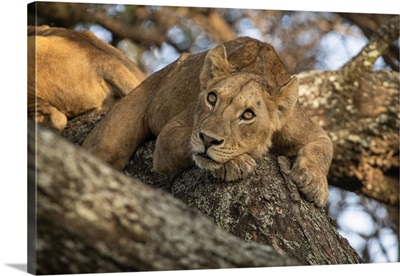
xmin=28 ymin=25 xmax=145 ymax=131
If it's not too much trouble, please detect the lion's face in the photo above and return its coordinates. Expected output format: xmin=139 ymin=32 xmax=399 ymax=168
xmin=191 ymin=44 xmax=298 ymax=174
xmin=191 ymin=74 xmax=279 ymax=171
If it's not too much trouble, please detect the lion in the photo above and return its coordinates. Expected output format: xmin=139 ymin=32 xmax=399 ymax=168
xmin=28 ymin=25 xmax=146 ymax=131
xmin=82 ymin=37 xmax=333 ymax=207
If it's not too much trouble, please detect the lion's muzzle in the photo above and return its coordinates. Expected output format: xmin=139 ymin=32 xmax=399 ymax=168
xmin=199 ymin=132 xmax=224 ymax=151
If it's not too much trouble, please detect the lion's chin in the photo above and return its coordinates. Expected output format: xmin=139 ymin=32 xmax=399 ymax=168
xmin=192 ymin=153 xmax=223 ymax=171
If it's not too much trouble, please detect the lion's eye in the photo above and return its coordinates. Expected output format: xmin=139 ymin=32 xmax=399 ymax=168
xmin=206 ymin=91 xmax=217 ymax=106
xmin=241 ymin=109 xmax=255 ymax=120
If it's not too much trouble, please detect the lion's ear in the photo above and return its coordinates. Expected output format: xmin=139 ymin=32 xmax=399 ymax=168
xmin=273 ymin=76 xmax=299 ymax=121
xmin=199 ymin=44 xmax=230 ymax=90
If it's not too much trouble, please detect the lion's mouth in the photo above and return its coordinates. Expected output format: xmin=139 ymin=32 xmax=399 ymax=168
xmin=196 ymin=152 xmax=212 ymax=160
xmin=193 ymin=152 xmax=218 ymax=163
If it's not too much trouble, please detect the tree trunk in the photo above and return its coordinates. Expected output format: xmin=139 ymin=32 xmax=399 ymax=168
xmin=29 ymin=120 xmax=300 ymax=274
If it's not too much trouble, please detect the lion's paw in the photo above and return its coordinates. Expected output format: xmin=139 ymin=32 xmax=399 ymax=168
xmin=211 ymin=154 xmax=256 ymax=182
xmin=290 ymin=155 xmax=329 ymax=207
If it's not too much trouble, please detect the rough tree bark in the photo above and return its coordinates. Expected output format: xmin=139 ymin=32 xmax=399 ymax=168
xmin=296 ymin=15 xmax=399 ymax=205
xmin=29 ymin=120 xmax=300 ymax=274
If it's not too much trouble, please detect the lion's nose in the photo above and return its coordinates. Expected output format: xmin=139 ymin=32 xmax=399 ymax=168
xmin=199 ymin=132 xmax=224 ymax=151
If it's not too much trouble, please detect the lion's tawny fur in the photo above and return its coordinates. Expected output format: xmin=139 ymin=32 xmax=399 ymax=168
xmin=28 ymin=25 xmax=146 ymax=131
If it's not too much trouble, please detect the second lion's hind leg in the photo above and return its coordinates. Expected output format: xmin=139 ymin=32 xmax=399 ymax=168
xmin=30 ymin=99 xmax=68 ymax=131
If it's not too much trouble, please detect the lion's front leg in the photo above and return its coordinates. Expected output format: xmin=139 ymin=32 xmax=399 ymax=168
xmin=289 ymin=136 xmax=333 ymax=207
xmin=211 ymin=154 xmax=257 ymax=182
xmin=153 ymin=112 xmax=195 ymax=175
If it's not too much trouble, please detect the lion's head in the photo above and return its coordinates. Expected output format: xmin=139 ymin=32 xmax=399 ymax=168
xmin=191 ymin=44 xmax=299 ymax=179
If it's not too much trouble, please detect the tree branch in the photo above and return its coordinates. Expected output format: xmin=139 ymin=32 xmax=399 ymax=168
xmin=339 ymin=13 xmax=399 ymax=71
xmin=29 ymin=120 xmax=299 ymax=274
xmin=29 ymin=2 xmax=167 ymax=47
xmin=339 ymin=15 xmax=399 ymax=86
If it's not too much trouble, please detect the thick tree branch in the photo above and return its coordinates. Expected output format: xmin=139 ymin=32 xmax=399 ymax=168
xmin=29 ymin=120 xmax=299 ymax=274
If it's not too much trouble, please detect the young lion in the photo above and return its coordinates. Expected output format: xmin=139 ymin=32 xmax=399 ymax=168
xmin=82 ymin=37 xmax=333 ymax=207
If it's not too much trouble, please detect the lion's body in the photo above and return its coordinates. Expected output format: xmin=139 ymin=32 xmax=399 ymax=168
xmin=82 ymin=37 xmax=333 ymax=207
xmin=28 ymin=25 xmax=146 ymax=131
